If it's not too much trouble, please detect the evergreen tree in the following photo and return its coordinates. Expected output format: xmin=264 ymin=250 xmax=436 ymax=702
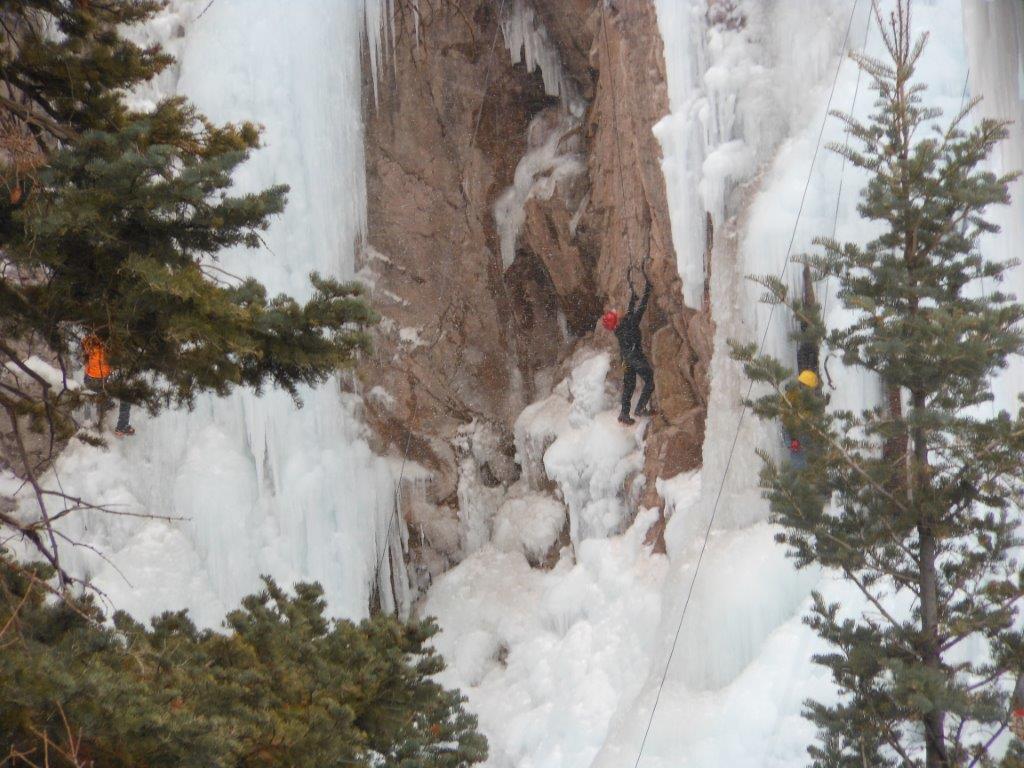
xmin=735 ymin=2 xmax=1024 ymax=765
xmin=0 ymin=550 xmax=488 ymax=767
xmin=0 ymin=1 xmax=376 ymax=570
xmin=0 ymin=0 xmax=375 ymax=412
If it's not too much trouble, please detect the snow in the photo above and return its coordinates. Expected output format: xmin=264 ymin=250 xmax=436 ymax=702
xmin=492 ymin=492 xmax=566 ymax=563
xmin=4 ymin=356 xmax=78 ymax=390
xmin=423 ymin=509 xmax=668 ymax=768
xmin=398 ymin=327 xmax=427 ymax=347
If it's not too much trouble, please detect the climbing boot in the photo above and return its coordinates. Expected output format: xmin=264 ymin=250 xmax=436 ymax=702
xmin=618 ymin=413 xmax=635 ymax=426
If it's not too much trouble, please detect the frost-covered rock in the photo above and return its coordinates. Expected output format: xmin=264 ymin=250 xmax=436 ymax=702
xmin=543 ymin=411 xmax=644 ymax=544
xmin=513 ymin=378 xmax=572 ymax=491
xmin=492 ymin=489 xmax=566 ymax=566
xmin=494 ymin=110 xmax=586 ymax=271
xmin=512 ymin=350 xmax=645 ymax=546
xmin=453 ymin=420 xmax=521 ymax=559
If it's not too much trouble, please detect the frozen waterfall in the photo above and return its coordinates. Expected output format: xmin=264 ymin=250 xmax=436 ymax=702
xmin=590 ymin=2 xmax=1021 ymax=767
xmin=9 ymin=0 xmax=1020 ymax=765
xmin=39 ymin=0 xmax=405 ymax=626
xmin=424 ymin=1 xmax=1021 ymax=767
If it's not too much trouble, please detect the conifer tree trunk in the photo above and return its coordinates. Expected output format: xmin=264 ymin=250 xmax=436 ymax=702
xmin=914 ymin=387 xmax=946 ymax=767
xmin=919 ymin=528 xmax=947 ymax=767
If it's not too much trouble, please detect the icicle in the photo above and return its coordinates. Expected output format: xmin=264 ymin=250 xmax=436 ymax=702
xmin=363 ymin=0 xmax=394 ymax=108
xmin=37 ymin=0 xmax=404 ymax=625
xmin=500 ymin=0 xmax=578 ymax=107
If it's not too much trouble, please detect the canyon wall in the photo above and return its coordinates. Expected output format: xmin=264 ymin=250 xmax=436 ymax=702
xmin=358 ymin=0 xmax=713 ymax=578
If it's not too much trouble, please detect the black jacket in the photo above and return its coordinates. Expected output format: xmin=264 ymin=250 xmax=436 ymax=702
xmin=796 ymin=338 xmax=819 ymax=374
xmin=615 ymin=279 xmax=651 ymax=362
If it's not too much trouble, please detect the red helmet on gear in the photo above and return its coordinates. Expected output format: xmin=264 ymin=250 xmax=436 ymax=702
xmin=790 ymin=438 xmax=802 ymax=453
xmin=601 ymin=310 xmax=619 ymax=331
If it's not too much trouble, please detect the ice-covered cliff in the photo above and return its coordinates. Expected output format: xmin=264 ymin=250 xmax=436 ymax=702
xmin=9 ymin=0 xmax=1021 ymax=766
xmin=421 ymin=1 xmax=1024 ymax=767
xmin=22 ymin=0 xmax=407 ymax=626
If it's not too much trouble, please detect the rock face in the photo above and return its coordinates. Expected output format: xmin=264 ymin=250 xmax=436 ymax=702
xmin=359 ymin=0 xmax=713 ymax=578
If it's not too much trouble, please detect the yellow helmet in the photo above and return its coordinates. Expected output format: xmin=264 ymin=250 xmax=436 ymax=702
xmin=797 ymin=369 xmax=820 ymax=389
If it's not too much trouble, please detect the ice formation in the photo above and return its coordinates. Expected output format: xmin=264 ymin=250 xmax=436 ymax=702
xmin=6 ymin=0 xmax=1021 ymax=765
xmin=9 ymin=0 xmax=406 ymax=626
xmin=963 ymin=0 xmax=1024 ymax=409
xmin=495 ymin=111 xmax=586 ymax=271
xmin=501 ymin=0 xmax=580 ymax=108
xmin=429 ymin=1 xmax=1023 ymax=767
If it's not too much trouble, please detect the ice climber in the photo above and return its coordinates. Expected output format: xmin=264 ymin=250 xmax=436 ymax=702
xmin=82 ymin=334 xmax=134 ymax=437
xmin=602 ymin=267 xmax=655 ymax=426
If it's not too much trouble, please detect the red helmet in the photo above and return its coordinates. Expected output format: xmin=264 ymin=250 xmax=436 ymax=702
xmin=601 ymin=310 xmax=619 ymax=331
xmin=789 ymin=438 xmax=802 ymax=453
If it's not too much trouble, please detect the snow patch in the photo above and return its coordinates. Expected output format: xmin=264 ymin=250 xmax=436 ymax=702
xmin=5 ymin=356 xmax=79 ymax=390
xmin=492 ymin=491 xmax=566 ymax=564
xmin=423 ymin=509 xmax=668 ymax=768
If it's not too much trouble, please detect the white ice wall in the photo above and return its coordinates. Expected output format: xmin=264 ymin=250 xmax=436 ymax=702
xmin=963 ymin=0 xmax=1024 ymax=410
xmin=47 ymin=0 xmax=406 ymax=626
xmin=594 ymin=2 xmax=980 ymax=767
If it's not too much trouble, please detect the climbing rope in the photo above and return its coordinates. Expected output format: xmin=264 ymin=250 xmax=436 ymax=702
xmin=469 ymin=0 xmax=511 ymax=150
xmin=630 ymin=2 xmax=864 ymax=766
xmin=820 ymin=7 xmax=872 ymax=319
xmin=763 ymin=10 xmax=872 ymax=762
xmin=370 ymin=0 xmax=511 ymax=612
xmin=599 ymin=2 xmax=649 ymax=284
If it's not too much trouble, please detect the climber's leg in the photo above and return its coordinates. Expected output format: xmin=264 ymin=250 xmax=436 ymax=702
xmin=619 ymin=365 xmax=637 ymax=425
xmin=114 ymin=400 xmax=134 ymax=437
xmin=634 ymin=358 xmax=655 ymax=416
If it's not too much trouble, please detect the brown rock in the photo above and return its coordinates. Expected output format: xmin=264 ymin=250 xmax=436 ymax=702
xmin=360 ymin=0 xmax=716 ymax=576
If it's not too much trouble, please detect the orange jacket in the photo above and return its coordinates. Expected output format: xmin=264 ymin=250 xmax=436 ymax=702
xmin=83 ymin=334 xmax=111 ymax=379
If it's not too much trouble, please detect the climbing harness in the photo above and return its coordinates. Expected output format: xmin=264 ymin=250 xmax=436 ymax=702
xmin=629 ymin=2 xmax=866 ymax=765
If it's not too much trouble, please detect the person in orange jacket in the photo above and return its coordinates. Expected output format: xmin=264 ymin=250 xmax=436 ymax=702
xmin=82 ymin=334 xmax=134 ymax=437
